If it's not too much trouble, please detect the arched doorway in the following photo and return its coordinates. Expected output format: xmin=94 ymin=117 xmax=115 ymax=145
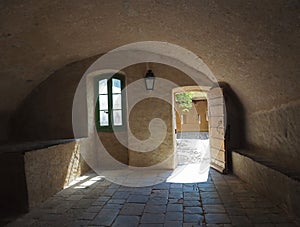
xmin=168 ymin=85 xmax=227 ymax=183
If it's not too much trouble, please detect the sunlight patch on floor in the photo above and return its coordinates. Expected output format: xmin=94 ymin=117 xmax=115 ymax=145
xmin=64 ymin=175 xmax=89 ymax=189
xmin=74 ymin=176 xmax=105 ymax=189
xmin=166 ymin=163 xmax=210 ymax=183
xmin=168 ymin=136 xmax=210 ymax=183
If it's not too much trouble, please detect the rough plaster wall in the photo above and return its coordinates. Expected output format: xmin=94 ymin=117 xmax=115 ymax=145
xmin=246 ymin=100 xmax=300 ymax=174
xmin=128 ymin=98 xmax=173 ymax=167
xmin=2 ymin=0 xmax=298 ymax=119
xmin=98 ymin=131 xmax=128 ymax=165
xmin=11 ymin=52 xmax=299 ymax=174
xmin=124 ymin=63 xmax=198 ymax=168
xmin=1 ymin=0 xmax=299 ymax=172
xmin=24 ymin=141 xmax=90 ymax=208
xmin=13 ymin=60 xmax=195 ymax=169
xmin=11 ymin=56 xmax=98 ymax=142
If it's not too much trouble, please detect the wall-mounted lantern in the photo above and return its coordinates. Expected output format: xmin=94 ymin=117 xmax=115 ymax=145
xmin=144 ymin=69 xmax=155 ymax=90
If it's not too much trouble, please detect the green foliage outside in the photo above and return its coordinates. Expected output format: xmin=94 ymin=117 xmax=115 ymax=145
xmin=175 ymin=92 xmax=194 ymax=112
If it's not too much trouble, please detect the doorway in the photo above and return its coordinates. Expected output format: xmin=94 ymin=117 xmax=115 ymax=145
xmin=167 ymin=87 xmax=211 ymax=183
xmin=175 ymin=93 xmax=210 ymax=166
xmin=168 ymin=85 xmax=228 ymax=183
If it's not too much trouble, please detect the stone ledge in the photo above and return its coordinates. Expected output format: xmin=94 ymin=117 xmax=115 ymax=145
xmin=232 ymin=151 xmax=300 ymax=224
xmin=233 ymin=150 xmax=300 ymax=181
xmin=0 ymin=138 xmax=80 ymax=154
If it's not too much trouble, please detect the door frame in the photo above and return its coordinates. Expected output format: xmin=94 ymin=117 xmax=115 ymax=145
xmin=172 ymin=85 xmax=228 ymax=173
xmin=172 ymin=86 xmax=211 ymax=168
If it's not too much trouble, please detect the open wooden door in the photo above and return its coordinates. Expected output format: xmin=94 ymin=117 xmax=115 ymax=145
xmin=207 ymin=87 xmax=228 ymax=173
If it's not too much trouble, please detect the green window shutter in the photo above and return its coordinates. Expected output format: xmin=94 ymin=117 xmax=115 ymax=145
xmin=95 ymin=74 xmax=126 ymax=132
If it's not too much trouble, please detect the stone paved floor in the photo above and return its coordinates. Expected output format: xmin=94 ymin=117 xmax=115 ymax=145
xmin=7 ymin=169 xmax=298 ymax=227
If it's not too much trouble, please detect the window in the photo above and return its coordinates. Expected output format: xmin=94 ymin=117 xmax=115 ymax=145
xmin=95 ymin=74 xmax=125 ymax=131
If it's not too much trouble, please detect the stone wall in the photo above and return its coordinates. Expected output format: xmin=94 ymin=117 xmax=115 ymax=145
xmin=8 ymin=48 xmax=299 ymax=175
xmin=245 ymin=100 xmax=300 ymax=175
xmin=128 ymin=98 xmax=173 ymax=168
xmin=10 ymin=56 xmax=98 ymax=142
xmin=11 ymin=60 xmax=198 ymax=170
xmin=123 ymin=63 xmax=198 ymax=169
xmin=1 ymin=0 xmax=299 ymax=176
xmin=98 ymin=131 xmax=128 ymax=165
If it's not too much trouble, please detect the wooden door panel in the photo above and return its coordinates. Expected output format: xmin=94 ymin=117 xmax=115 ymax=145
xmin=208 ymin=87 xmax=227 ymax=173
xmin=208 ymin=97 xmax=224 ymax=106
xmin=211 ymin=159 xmax=225 ymax=171
xmin=210 ymin=147 xmax=225 ymax=162
xmin=175 ymin=110 xmax=182 ymax=132
xmin=209 ymin=105 xmax=225 ymax=117
xmin=208 ymin=87 xmax=223 ymax=98
xmin=209 ymin=127 xmax=225 ymax=139
xmin=210 ymin=138 xmax=225 ymax=151
xmin=209 ymin=116 xmax=224 ymax=128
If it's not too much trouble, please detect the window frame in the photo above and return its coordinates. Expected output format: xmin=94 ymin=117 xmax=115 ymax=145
xmin=95 ymin=74 xmax=126 ymax=132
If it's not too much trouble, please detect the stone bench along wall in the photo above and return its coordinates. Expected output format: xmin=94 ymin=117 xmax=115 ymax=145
xmin=232 ymin=151 xmax=300 ymax=224
xmin=0 ymin=139 xmax=90 ymax=220
xmin=24 ymin=140 xmax=90 ymax=208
